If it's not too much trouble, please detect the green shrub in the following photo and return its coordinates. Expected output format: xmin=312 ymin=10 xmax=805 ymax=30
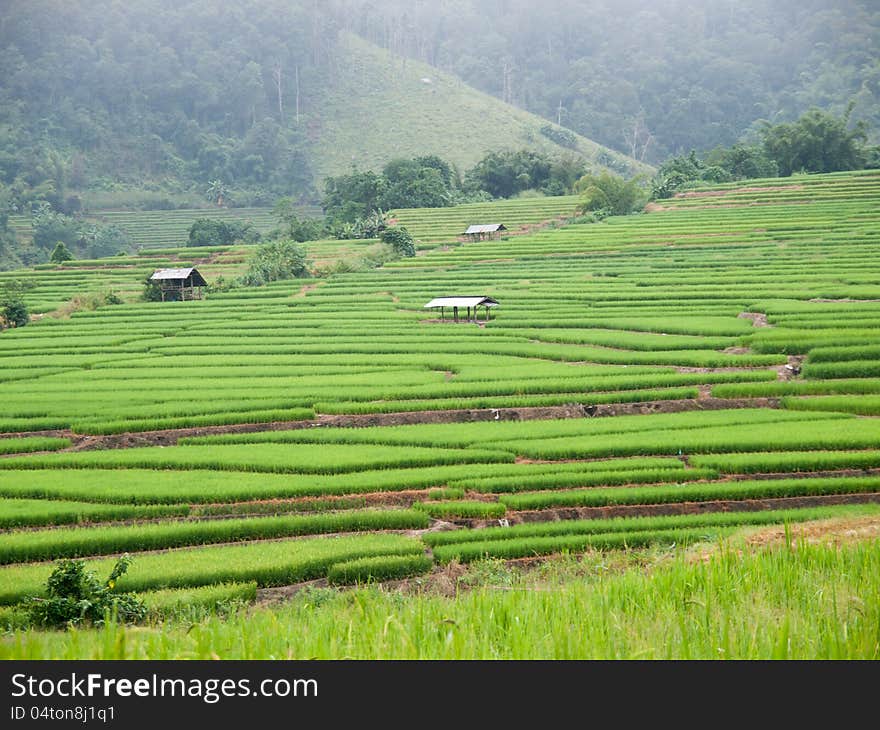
xmin=238 ymin=239 xmax=310 ymax=286
xmin=0 ymin=288 xmax=29 ymax=328
xmin=575 ymin=171 xmax=647 ymax=215
xmin=381 ymin=226 xmax=416 ymax=257
xmin=25 ymin=554 xmax=146 ymax=628
xmin=49 ymin=242 xmax=75 ymax=263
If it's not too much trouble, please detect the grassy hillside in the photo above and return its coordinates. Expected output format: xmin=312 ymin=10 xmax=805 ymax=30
xmin=308 ymin=33 xmax=652 ymax=181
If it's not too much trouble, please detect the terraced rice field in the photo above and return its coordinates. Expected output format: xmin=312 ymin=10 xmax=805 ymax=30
xmin=1 ymin=169 xmax=879 ymax=643
xmin=8 ymin=206 xmax=295 ymax=251
xmin=388 ymin=194 xmax=581 ymax=248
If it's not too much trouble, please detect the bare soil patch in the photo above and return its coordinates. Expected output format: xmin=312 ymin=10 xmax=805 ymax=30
xmin=778 ymin=355 xmax=805 ymax=381
xmin=7 ymin=397 xmax=782 ymax=453
xmin=809 ymin=298 xmax=880 ymax=303
xmin=738 ymin=311 xmax=770 ymax=328
xmin=255 ymin=579 xmax=328 ymax=607
xmin=292 ymin=282 xmax=320 ymax=298
xmin=743 ymin=513 xmax=880 ymax=549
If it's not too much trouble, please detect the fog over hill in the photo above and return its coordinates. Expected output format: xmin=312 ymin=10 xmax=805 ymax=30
xmin=0 ymin=0 xmax=875 ymax=206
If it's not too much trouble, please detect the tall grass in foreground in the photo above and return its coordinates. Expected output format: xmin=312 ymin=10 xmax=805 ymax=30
xmin=4 ymin=538 xmax=878 ymax=659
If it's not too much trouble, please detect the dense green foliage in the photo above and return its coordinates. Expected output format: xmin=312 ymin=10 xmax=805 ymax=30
xmin=652 ymin=107 xmax=876 ymax=197
xmin=188 ymin=218 xmax=261 ymax=247
xmin=322 ymin=151 xmax=586 ymax=233
xmin=0 ymin=0 xmax=323 ymax=208
xmin=761 ymin=106 xmax=870 ymax=176
xmin=465 ymin=150 xmax=555 ymax=198
xmin=576 ymin=171 xmax=647 ymax=215
xmin=25 ymin=555 xmax=146 ymax=628
xmin=381 ymin=156 xmax=457 ymax=209
xmin=238 ymin=239 xmax=310 ymax=286
xmin=380 ymin=226 xmax=416 ymax=258
xmin=6 ymin=203 xmax=136 ymax=267
xmin=49 ymin=242 xmax=74 ymax=264
xmin=0 ymin=279 xmax=30 ymax=328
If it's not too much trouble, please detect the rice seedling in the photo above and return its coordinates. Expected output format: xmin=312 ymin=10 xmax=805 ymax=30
xmin=782 ymin=395 xmax=880 ymax=415
xmin=431 ymin=525 xmax=732 ymax=562
xmin=0 ymin=533 xmax=425 ymax=605
xmin=413 ymin=501 xmax=506 ymax=519
xmin=0 ymin=437 xmax=70 ymax=454
xmin=424 ymin=503 xmax=879 ymax=548
xmin=498 ymin=475 xmax=880 ymax=510
xmin=0 ymin=498 xmax=188 ymax=528
xmin=0 ymin=509 xmax=429 ymax=564
xmin=691 ymin=450 xmax=880 ymax=474
xmin=0 ymin=443 xmax=515 ymax=475
xmin=326 ymin=554 xmax=433 ymax=585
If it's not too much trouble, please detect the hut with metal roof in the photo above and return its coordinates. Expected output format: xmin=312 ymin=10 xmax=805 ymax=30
xmin=462 ymin=223 xmax=507 ymax=241
xmin=424 ymin=295 xmax=499 ymax=322
xmin=149 ymin=267 xmax=208 ymax=302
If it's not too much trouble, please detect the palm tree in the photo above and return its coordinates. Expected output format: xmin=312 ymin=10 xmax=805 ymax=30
xmin=207 ymin=180 xmax=228 ymax=207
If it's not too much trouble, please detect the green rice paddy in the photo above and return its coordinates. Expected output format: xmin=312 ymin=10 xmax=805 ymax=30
xmin=1 ymin=169 xmax=879 ymax=658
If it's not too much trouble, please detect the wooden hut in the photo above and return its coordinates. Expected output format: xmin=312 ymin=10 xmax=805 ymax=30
xmin=424 ymin=296 xmax=499 ymax=322
xmin=149 ymin=267 xmax=207 ymax=302
xmin=462 ymin=223 xmax=507 ymax=241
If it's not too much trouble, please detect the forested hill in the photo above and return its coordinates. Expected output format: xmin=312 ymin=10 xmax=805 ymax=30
xmin=0 ymin=0 xmax=643 ymax=213
xmin=333 ymin=0 xmax=880 ymax=162
xmin=1 ymin=0 xmax=876 ymax=215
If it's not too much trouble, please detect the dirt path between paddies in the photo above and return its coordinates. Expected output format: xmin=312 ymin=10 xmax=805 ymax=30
xmin=741 ymin=512 xmax=880 ymax=548
xmin=483 ymin=492 xmax=880 ymax=528
xmin=2 ymin=397 xmax=782 ymax=452
xmin=738 ymin=311 xmax=771 ymax=327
